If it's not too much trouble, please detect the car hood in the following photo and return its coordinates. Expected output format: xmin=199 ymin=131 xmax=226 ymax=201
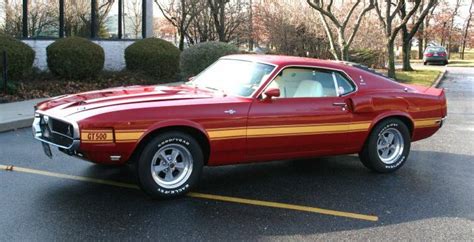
xmin=35 ymin=84 xmax=215 ymax=117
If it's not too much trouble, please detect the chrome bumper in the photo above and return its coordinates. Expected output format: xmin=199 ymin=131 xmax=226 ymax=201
xmin=32 ymin=112 xmax=81 ymax=154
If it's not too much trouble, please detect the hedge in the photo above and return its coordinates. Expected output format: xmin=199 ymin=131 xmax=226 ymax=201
xmin=0 ymin=35 xmax=35 ymax=80
xmin=47 ymin=37 xmax=104 ymax=79
xmin=180 ymin=41 xmax=239 ymax=78
xmin=125 ymin=38 xmax=180 ymax=80
xmin=349 ymin=48 xmax=385 ymax=68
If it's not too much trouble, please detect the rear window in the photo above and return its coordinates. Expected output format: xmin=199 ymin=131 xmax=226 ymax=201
xmin=426 ymin=47 xmax=446 ymax=52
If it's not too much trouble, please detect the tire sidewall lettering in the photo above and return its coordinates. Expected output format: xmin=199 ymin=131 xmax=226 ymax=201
xmin=377 ymin=122 xmax=406 ymax=169
xmin=154 ymin=137 xmax=192 ymax=195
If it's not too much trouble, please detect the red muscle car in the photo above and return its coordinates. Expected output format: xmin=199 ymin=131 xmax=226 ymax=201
xmin=33 ymin=55 xmax=447 ymax=198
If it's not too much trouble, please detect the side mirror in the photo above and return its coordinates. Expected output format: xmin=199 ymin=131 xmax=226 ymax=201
xmin=263 ymin=88 xmax=280 ymax=100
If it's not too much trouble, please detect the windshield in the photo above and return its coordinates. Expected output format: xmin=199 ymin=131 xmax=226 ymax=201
xmin=189 ymin=59 xmax=276 ymax=97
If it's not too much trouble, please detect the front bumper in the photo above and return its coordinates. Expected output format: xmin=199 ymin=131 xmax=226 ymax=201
xmin=32 ymin=112 xmax=81 ymax=155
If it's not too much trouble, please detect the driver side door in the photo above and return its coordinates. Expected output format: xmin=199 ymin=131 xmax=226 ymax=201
xmin=246 ymin=67 xmax=360 ymax=161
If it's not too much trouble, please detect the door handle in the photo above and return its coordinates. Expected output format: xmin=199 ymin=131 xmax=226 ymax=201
xmin=333 ymin=102 xmax=348 ymax=111
xmin=332 ymin=102 xmax=347 ymax=107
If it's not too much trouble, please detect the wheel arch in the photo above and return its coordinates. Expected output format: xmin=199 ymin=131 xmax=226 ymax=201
xmin=369 ymin=112 xmax=415 ymax=138
xmin=129 ymin=122 xmax=211 ymax=165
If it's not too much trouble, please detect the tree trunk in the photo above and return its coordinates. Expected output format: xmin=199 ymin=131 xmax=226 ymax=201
xmin=387 ymin=40 xmax=396 ymax=78
xmin=461 ymin=0 xmax=473 ymax=60
xmin=341 ymin=46 xmax=349 ymax=61
xmin=178 ymin=30 xmax=185 ymax=51
xmin=402 ymin=37 xmax=413 ymax=71
xmin=418 ymin=23 xmax=424 ymax=59
xmin=218 ymin=0 xmax=226 ymax=42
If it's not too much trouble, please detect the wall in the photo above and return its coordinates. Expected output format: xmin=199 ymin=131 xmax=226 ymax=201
xmin=22 ymin=40 xmax=136 ymax=72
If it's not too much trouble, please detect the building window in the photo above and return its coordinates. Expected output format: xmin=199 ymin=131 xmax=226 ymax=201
xmin=0 ymin=0 xmax=24 ymax=38
xmin=123 ymin=0 xmax=142 ymax=39
xmin=64 ymin=0 xmax=91 ymax=38
xmin=2 ymin=0 xmax=147 ymax=39
xmin=97 ymin=0 xmax=119 ymax=38
xmin=28 ymin=0 xmax=60 ymax=38
xmin=122 ymin=0 xmax=143 ymax=39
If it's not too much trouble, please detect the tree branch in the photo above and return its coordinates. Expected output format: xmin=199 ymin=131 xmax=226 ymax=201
xmin=347 ymin=0 xmax=375 ymax=46
xmin=307 ymin=0 xmax=341 ymax=27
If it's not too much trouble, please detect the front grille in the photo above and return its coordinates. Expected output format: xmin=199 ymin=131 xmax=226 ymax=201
xmin=38 ymin=115 xmax=74 ymax=147
xmin=51 ymin=118 xmax=74 ymax=137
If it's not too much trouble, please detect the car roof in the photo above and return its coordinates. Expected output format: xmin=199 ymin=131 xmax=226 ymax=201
xmin=222 ymin=54 xmax=345 ymax=68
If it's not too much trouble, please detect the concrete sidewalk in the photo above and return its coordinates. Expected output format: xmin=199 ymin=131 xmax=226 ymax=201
xmin=0 ymin=98 xmax=47 ymax=132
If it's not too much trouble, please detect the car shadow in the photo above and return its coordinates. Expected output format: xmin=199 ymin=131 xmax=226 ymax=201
xmin=32 ymin=149 xmax=474 ymax=239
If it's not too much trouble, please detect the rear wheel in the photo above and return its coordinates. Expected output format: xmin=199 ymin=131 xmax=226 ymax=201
xmin=359 ymin=119 xmax=411 ymax=173
xmin=137 ymin=131 xmax=204 ymax=199
xmin=423 ymin=61 xmax=427 ymax=65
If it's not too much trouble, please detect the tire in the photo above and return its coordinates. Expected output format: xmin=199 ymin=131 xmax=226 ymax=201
xmin=444 ymin=60 xmax=448 ymax=65
xmin=423 ymin=61 xmax=427 ymax=65
xmin=359 ymin=118 xmax=411 ymax=173
xmin=137 ymin=131 xmax=204 ymax=199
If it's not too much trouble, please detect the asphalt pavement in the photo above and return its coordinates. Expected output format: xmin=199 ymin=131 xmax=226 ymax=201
xmin=0 ymin=67 xmax=473 ymax=241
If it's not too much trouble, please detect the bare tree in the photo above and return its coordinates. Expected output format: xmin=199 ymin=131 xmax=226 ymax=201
xmin=461 ymin=0 xmax=473 ymax=59
xmin=399 ymin=0 xmax=437 ymax=71
xmin=188 ymin=0 xmax=215 ymax=42
xmin=155 ymin=0 xmax=201 ymax=50
xmin=374 ymin=0 xmax=421 ymax=78
xmin=446 ymin=0 xmax=462 ymax=58
xmin=207 ymin=0 xmax=248 ymax=42
xmin=306 ymin=0 xmax=375 ymax=61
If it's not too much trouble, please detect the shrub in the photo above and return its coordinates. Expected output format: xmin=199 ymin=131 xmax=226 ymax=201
xmin=180 ymin=41 xmax=239 ymax=78
xmin=349 ymin=48 xmax=385 ymax=68
xmin=125 ymin=38 xmax=180 ymax=80
xmin=0 ymin=35 xmax=35 ymax=80
xmin=47 ymin=37 xmax=104 ymax=79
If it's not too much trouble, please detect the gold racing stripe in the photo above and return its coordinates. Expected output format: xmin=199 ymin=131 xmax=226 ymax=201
xmin=208 ymin=122 xmax=371 ymax=141
xmin=115 ymin=130 xmax=146 ymax=143
xmin=208 ymin=117 xmax=441 ymax=141
xmin=414 ymin=118 xmax=441 ymax=128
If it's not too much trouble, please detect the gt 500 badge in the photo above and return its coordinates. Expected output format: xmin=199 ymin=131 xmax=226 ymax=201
xmin=81 ymin=130 xmax=114 ymax=143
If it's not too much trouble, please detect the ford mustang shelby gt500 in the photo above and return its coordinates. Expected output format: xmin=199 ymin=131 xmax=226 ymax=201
xmin=33 ymin=55 xmax=447 ymax=198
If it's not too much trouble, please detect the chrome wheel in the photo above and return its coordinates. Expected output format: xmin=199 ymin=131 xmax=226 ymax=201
xmin=150 ymin=144 xmax=193 ymax=189
xmin=377 ymin=128 xmax=404 ymax=165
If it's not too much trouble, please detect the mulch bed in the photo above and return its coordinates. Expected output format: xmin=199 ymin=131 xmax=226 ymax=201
xmin=0 ymin=71 xmax=174 ymax=103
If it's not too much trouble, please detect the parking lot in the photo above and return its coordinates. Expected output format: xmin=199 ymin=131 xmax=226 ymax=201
xmin=1 ymin=67 xmax=473 ymax=240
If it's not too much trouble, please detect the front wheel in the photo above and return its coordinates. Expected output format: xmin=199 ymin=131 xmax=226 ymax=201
xmin=137 ymin=131 xmax=204 ymax=199
xmin=359 ymin=119 xmax=411 ymax=173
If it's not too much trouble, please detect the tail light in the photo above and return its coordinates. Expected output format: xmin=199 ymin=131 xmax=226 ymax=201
xmin=425 ymin=53 xmax=433 ymax=57
xmin=439 ymin=52 xmax=446 ymax=57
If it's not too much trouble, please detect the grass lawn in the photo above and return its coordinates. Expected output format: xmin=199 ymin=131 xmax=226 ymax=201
xmin=395 ymin=69 xmax=441 ymax=86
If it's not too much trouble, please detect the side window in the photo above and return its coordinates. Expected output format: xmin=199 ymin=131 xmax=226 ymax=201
xmin=266 ymin=68 xmax=338 ymax=98
xmin=334 ymin=72 xmax=355 ymax=95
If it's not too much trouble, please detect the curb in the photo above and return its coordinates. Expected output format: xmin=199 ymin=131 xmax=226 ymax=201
xmin=0 ymin=118 xmax=34 ymax=133
xmin=432 ymin=69 xmax=447 ymax=88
